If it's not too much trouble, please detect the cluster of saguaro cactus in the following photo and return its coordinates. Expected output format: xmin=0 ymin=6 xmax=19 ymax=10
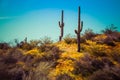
xmin=74 ymin=6 xmax=83 ymax=52
xmin=58 ymin=6 xmax=83 ymax=52
xmin=58 ymin=10 xmax=64 ymax=41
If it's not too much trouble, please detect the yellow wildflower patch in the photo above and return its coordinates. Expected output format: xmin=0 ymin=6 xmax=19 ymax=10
xmin=55 ymin=41 xmax=77 ymax=52
xmin=50 ymin=59 xmax=74 ymax=76
xmin=25 ymin=48 xmax=43 ymax=57
xmin=94 ymin=34 xmax=107 ymax=41
xmin=83 ymin=40 xmax=112 ymax=56
xmin=60 ymin=52 xmax=84 ymax=60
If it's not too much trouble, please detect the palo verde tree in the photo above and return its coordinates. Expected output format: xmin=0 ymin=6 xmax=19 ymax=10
xmin=58 ymin=10 xmax=64 ymax=41
xmin=75 ymin=6 xmax=83 ymax=52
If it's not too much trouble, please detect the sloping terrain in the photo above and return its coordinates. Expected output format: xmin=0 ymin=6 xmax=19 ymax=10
xmin=0 ymin=30 xmax=120 ymax=80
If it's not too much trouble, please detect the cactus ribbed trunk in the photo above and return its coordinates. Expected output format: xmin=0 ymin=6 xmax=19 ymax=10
xmin=59 ymin=10 xmax=64 ymax=41
xmin=75 ymin=6 xmax=83 ymax=52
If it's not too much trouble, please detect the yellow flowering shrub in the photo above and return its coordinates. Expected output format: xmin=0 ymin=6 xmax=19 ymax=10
xmin=114 ymin=42 xmax=120 ymax=52
xmin=60 ymin=52 xmax=84 ymax=60
xmin=82 ymin=40 xmax=111 ymax=57
xmin=25 ymin=48 xmax=44 ymax=57
xmin=55 ymin=41 xmax=77 ymax=52
xmin=93 ymin=34 xmax=107 ymax=41
xmin=57 ymin=59 xmax=74 ymax=73
xmin=108 ymin=42 xmax=120 ymax=63
xmin=54 ymin=41 xmax=68 ymax=49
xmin=49 ymin=58 xmax=75 ymax=78
xmin=48 ymin=42 xmax=85 ymax=80
xmin=49 ymin=57 xmax=84 ymax=80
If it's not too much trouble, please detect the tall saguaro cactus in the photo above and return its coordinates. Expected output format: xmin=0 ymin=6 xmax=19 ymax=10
xmin=59 ymin=10 xmax=64 ymax=41
xmin=75 ymin=6 xmax=83 ymax=52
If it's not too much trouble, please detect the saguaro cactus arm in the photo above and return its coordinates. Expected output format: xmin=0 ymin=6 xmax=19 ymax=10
xmin=59 ymin=21 xmax=64 ymax=28
xmin=80 ymin=21 xmax=83 ymax=32
xmin=75 ymin=30 xmax=78 ymax=34
xmin=59 ymin=21 xmax=61 ymax=27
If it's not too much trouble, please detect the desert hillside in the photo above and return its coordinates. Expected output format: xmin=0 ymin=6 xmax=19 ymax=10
xmin=0 ymin=27 xmax=120 ymax=80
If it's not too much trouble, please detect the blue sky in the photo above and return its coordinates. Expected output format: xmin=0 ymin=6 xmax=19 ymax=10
xmin=0 ymin=0 xmax=120 ymax=42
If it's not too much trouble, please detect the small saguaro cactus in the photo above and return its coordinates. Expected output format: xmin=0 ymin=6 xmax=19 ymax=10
xmin=75 ymin=6 xmax=83 ymax=52
xmin=59 ymin=10 xmax=64 ymax=41
xmin=24 ymin=37 xmax=27 ymax=43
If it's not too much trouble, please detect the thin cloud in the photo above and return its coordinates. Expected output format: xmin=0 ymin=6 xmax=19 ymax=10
xmin=0 ymin=16 xmax=17 ymax=20
xmin=0 ymin=16 xmax=13 ymax=19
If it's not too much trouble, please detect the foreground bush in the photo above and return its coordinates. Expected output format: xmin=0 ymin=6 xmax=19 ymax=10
xmin=56 ymin=74 xmax=75 ymax=80
xmin=73 ymin=54 xmax=114 ymax=77
xmin=23 ymin=61 xmax=54 ymax=80
xmin=88 ymin=66 xmax=120 ymax=80
xmin=0 ymin=42 xmax=10 ymax=49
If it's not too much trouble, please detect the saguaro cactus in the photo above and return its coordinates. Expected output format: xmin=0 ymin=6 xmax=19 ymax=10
xmin=75 ymin=6 xmax=83 ymax=52
xmin=59 ymin=10 xmax=64 ymax=41
xmin=24 ymin=37 xmax=27 ymax=43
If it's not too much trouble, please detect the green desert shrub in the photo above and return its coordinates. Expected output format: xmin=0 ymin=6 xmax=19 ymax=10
xmin=73 ymin=54 xmax=114 ymax=77
xmin=91 ymin=57 xmax=114 ymax=70
xmin=109 ymin=45 xmax=120 ymax=63
xmin=23 ymin=61 xmax=54 ymax=80
xmin=0 ymin=52 xmax=25 ymax=80
xmin=101 ymin=24 xmax=118 ymax=34
xmin=28 ymin=40 xmax=41 ymax=49
xmin=40 ymin=37 xmax=53 ymax=45
xmin=7 ymin=48 xmax=24 ymax=59
xmin=73 ymin=55 xmax=95 ymax=77
xmin=40 ymin=45 xmax=61 ymax=62
xmin=15 ymin=37 xmax=53 ymax=50
xmin=14 ymin=39 xmax=31 ymax=50
xmin=82 ymin=29 xmax=97 ymax=41
xmin=82 ymin=40 xmax=109 ymax=57
xmin=39 ymin=37 xmax=60 ymax=51
xmin=20 ymin=40 xmax=41 ymax=50
xmin=0 ymin=42 xmax=10 ymax=50
xmin=64 ymin=34 xmax=77 ymax=44
xmin=101 ymin=24 xmax=120 ymax=43
xmin=16 ymin=41 xmax=32 ymax=50
xmin=102 ymin=36 xmax=116 ymax=46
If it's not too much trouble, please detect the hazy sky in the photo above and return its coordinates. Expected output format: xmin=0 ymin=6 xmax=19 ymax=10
xmin=0 ymin=0 xmax=120 ymax=42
